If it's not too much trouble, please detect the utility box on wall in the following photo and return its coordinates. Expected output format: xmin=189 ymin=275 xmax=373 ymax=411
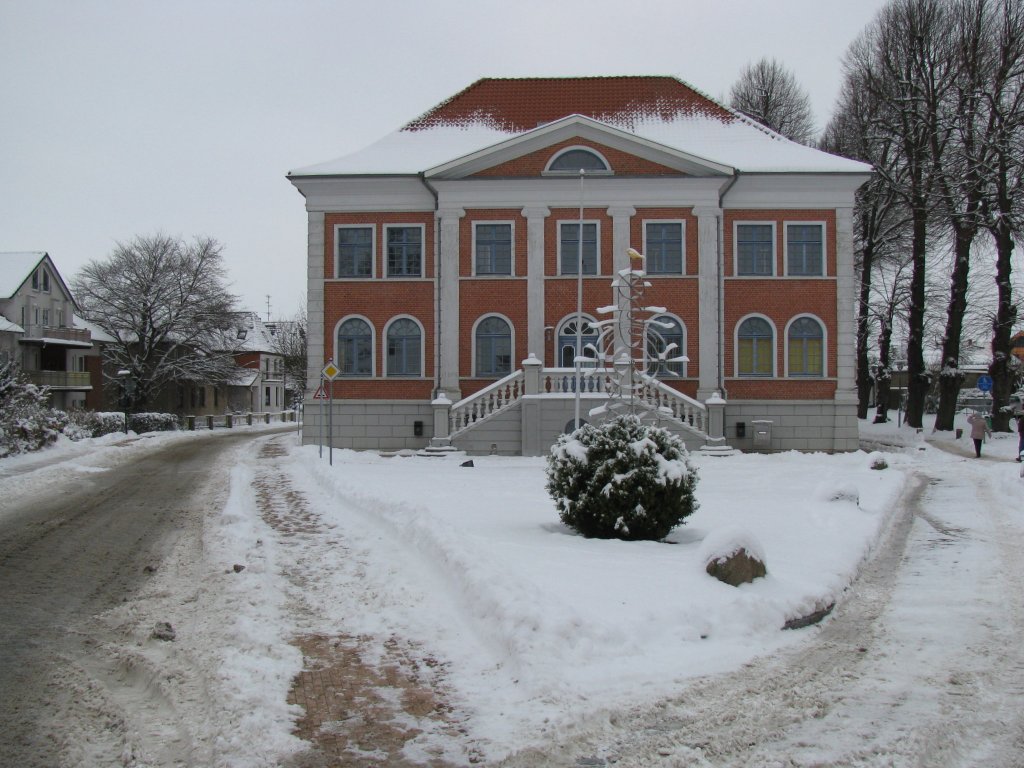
xmin=751 ymin=419 xmax=773 ymax=449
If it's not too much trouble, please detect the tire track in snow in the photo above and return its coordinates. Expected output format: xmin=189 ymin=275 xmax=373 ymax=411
xmin=494 ymin=461 xmax=1024 ymax=767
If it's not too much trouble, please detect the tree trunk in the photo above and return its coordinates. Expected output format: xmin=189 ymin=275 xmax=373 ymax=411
xmin=989 ymin=216 xmax=1018 ymax=432
xmin=905 ymin=201 xmax=929 ymax=429
xmin=934 ymin=226 xmax=974 ymax=431
xmin=873 ymin=319 xmax=894 ymax=423
xmin=856 ymin=244 xmax=876 ymax=420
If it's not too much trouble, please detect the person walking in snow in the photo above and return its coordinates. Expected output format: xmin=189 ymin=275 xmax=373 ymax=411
xmin=967 ymin=412 xmax=991 ymax=458
xmin=1015 ymin=413 xmax=1024 ymax=462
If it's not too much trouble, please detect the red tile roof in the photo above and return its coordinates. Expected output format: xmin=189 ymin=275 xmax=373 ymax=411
xmin=404 ymin=76 xmax=736 ymax=133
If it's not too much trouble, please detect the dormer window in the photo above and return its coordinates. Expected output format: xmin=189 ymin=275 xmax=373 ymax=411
xmin=546 ymin=147 xmax=611 ymax=174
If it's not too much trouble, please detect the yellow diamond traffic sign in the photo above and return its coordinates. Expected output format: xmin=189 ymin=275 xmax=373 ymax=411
xmin=321 ymin=360 xmax=340 ymax=380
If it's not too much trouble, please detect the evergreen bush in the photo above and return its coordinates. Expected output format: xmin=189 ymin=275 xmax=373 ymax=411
xmin=546 ymin=414 xmax=699 ymax=541
xmin=0 ymin=360 xmax=63 ymax=456
xmin=127 ymin=412 xmax=180 ymax=433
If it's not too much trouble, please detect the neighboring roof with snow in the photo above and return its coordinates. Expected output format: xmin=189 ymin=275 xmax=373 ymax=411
xmin=74 ymin=315 xmax=115 ymax=343
xmin=0 ymin=252 xmax=47 ymax=298
xmin=0 ymin=314 xmax=25 ymax=334
xmin=234 ymin=312 xmax=279 ymax=354
xmin=289 ymin=76 xmax=871 ymax=178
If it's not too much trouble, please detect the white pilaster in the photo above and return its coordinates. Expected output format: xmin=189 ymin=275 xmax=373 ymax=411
xmin=835 ymin=206 xmax=856 ymax=395
xmin=437 ymin=207 xmax=465 ymax=399
xmin=522 ymin=206 xmax=551 ymax=362
xmin=694 ymin=206 xmax=722 ymax=399
xmin=306 ymin=211 xmax=325 ymax=397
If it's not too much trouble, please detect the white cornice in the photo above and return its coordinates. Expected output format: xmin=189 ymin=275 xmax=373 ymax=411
xmin=423 ymin=115 xmax=735 ymax=179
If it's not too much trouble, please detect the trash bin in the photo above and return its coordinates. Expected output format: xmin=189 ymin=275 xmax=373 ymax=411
xmin=751 ymin=419 xmax=773 ymax=449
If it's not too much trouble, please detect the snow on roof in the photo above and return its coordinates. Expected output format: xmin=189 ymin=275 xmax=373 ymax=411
xmin=0 ymin=252 xmax=46 ymax=298
xmin=234 ymin=311 xmax=279 ymax=353
xmin=0 ymin=314 xmax=25 ymax=334
xmin=289 ymin=76 xmax=871 ymax=178
xmin=74 ymin=315 xmax=115 ymax=343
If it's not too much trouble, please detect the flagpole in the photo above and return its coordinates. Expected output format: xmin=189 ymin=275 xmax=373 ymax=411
xmin=575 ymin=168 xmax=585 ymax=430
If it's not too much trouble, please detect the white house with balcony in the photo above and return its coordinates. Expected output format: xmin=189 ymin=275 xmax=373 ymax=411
xmin=0 ymin=252 xmax=95 ymax=410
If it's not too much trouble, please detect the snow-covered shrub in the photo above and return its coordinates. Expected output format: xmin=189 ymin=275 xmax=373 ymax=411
xmin=61 ymin=410 xmax=126 ymax=439
xmin=0 ymin=360 xmax=63 ymax=457
xmin=869 ymin=453 xmax=888 ymax=470
xmin=127 ymin=412 xmax=180 ymax=433
xmin=546 ymin=414 xmax=699 ymax=540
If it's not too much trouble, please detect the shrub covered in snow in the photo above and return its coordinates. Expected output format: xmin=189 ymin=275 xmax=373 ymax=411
xmin=127 ymin=412 xmax=180 ymax=434
xmin=61 ymin=410 xmax=126 ymax=439
xmin=546 ymin=414 xmax=699 ymax=540
xmin=0 ymin=360 xmax=63 ymax=457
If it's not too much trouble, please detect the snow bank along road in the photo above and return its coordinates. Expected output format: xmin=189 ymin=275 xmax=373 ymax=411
xmin=0 ymin=428 xmax=291 ymax=768
xmin=497 ymin=447 xmax=1024 ymax=767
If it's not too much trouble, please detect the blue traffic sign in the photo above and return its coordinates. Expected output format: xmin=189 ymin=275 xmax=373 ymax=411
xmin=977 ymin=375 xmax=993 ymax=392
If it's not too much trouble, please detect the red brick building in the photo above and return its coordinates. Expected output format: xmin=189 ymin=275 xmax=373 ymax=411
xmin=288 ymin=77 xmax=871 ymax=453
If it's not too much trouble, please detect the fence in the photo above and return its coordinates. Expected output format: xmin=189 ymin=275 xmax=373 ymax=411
xmin=184 ymin=410 xmax=299 ymax=430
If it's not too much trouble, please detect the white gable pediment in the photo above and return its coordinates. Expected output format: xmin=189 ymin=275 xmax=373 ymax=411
xmin=423 ymin=115 xmax=734 ymax=180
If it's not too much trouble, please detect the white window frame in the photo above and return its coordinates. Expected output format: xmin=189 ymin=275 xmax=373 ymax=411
xmin=333 ymin=314 xmax=376 ymax=377
xmin=783 ymin=221 xmax=827 ymax=277
xmin=644 ymin=313 xmax=688 ymax=377
xmin=472 ymin=220 xmax=516 ymax=277
xmin=543 ymin=146 xmax=613 ymax=176
xmin=471 ymin=313 xmax=515 ymax=378
xmin=554 ymin=314 xmax=600 ymax=368
xmin=383 ymin=315 xmax=426 ymax=378
xmin=334 ymin=224 xmax=376 ymax=279
xmin=642 ymin=219 xmax=687 ymax=276
xmin=784 ymin=314 xmax=828 ymax=377
xmin=384 ymin=223 xmax=426 ymax=278
xmin=734 ymin=313 xmax=777 ymax=378
xmin=733 ymin=221 xmax=777 ymax=277
xmin=557 ymin=219 xmax=601 ymax=276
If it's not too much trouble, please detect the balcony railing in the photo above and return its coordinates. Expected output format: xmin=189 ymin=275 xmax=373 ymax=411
xmin=20 ymin=324 xmax=92 ymax=345
xmin=25 ymin=370 xmax=92 ymax=389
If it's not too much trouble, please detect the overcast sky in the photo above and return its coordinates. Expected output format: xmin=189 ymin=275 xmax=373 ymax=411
xmin=1 ymin=0 xmax=890 ymax=319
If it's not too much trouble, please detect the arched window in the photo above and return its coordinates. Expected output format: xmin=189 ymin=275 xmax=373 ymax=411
xmin=386 ymin=318 xmax=421 ymax=377
xmin=647 ymin=315 xmax=686 ymax=376
xmin=557 ymin=317 xmax=599 ymax=368
xmin=547 ymin=148 xmax=610 ymax=173
xmin=475 ymin=316 xmax=512 ymax=377
xmin=337 ymin=318 xmax=372 ymax=376
xmin=737 ymin=317 xmax=774 ymax=377
xmin=788 ymin=317 xmax=824 ymax=376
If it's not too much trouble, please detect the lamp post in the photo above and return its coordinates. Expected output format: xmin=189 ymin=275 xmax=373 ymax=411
xmin=895 ymin=359 xmax=906 ymax=427
xmin=117 ymin=369 xmax=133 ymax=434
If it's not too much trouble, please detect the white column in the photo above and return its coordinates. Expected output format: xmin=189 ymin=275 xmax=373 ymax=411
xmin=607 ymin=206 xmax=637 ymax=356
xmin=834 ymin=206 xmax=857 ymax=396
xmin=437 ymin=207 xmax=465 ymax=400
xmin=305 ymin=211 xmax=325 ymax=398
xmin=522 ymin=206 xmax=550 ymax=362
xmin=694 ymin=206 xmax=722 ymax=400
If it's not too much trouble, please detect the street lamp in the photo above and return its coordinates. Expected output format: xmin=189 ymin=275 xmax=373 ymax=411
xmin=895 ymin=359 xmax=906 ymax=427
xmin=117 ymin=369 xmax=134 ymax=434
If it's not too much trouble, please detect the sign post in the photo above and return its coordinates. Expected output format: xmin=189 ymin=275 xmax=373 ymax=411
xmin=314 ymin=380 xmax=327 ymax=457
xmin=321 ymin=359 xmax=340 ymax=465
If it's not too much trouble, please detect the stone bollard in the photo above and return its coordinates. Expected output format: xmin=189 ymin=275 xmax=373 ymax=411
xmin=247 ymin=413 xmax=253 ymax=426
xmin=207 ymin=415 xmax=214 ymax=430
xmin=226 ymin=414 xmax=233 ymax=428
xmin=186 ymin=415 xmax=195 ymax=431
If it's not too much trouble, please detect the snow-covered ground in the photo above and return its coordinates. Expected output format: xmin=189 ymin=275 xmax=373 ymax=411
xmin=3 ymin=415 xmax=1022 ymax=766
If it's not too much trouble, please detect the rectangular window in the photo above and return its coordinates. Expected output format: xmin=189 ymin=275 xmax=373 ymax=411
xmin=560 ymin=222 xmax=598 ymax=275
xmin=644 ymin=222 xmax=684 ymax=275
xmin=474 ymin=223 xmax=512 ymax=275
xmin=41 ymin=309 xmax=49 ymax=327
xmin=736 ymin=224 xmax=774 ymax=276
xmin=337 ymin=226 xmax=373 ymax=278
xmin=32 ymin=270 xmax=39 ymax=290
xmin=738 ymin=338 xmax=773 ymax=376
xmin=786 ymin=224 xmax=824 ymax=276
xmin=386 ymin=226 xmax=423 ymax=277
xmin=265 ymin=387 xmax=271 ymax=406
xmin=42 ymin=271 xmax=50 ymax=292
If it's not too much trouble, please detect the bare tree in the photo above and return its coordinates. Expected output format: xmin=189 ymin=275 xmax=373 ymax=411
xmin=822 ymin=70 xmax=912 ymax=420
xmin=980 ymin=0 xmax=1024 ymax=430
xmin=267 ymin=303 xmax=307 ymax=406
xmin=72 ymin=234 xmax=241 ymax=410
xmin=844 ymin=0 xmax=954 ymax=429
xmin=728 ymin=57 xmax=816 ymax=144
